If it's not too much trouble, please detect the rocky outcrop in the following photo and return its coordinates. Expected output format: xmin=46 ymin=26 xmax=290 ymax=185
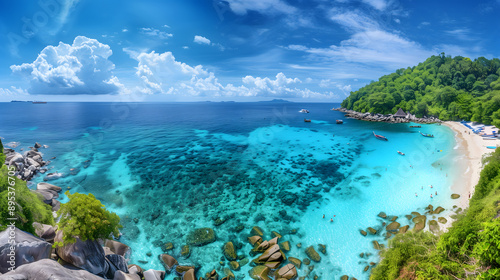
xmin=0 ymin=227 xmax=52 ymax=273
xmin=3 ymin=146 xmax=50 ymax=181
xmin=186 ymin=228 xmax=216 ymax=246
xmin=0 ymin=258 xmax=104 ymax=280
xmin=54 ymin=231 xmax=109 ymax=277
xmin=274 ymin=263 xmax=297 ymax=279
xmin=332 ymin=108 xmax=442 ymax=124
xmin=143 ymin=269 xmax=165 ymax=280
xmin=32 ymin=223 xmax=56 ymax=243
xmin=105 ymin=240 xmax=131 ymax=259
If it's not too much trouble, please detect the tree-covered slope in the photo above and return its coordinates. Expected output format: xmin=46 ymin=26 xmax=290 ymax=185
xmin=341 ymin=54 xmax=500 ymax=126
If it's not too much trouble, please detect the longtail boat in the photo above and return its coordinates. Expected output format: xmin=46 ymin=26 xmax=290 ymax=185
xmin=420 ymin=131 xmax=434 ymax=138
xmin=373 ymin=131 xmax=388 ymax=141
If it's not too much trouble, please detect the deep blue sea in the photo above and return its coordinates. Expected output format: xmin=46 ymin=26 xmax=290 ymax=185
xmin=0 ymin=102 xmax=463 ymax=279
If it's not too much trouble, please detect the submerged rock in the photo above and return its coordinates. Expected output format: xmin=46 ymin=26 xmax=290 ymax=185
xmin=451 ymin=194 xmax=460 ymax=199
xmin=249 ymin=265 xmax=271 ymax=280
xmin=305 ymin=246 xmax=321 ymax=262
xmin=186 ymin=228 xmax=216 ymax=246
xmin=223 ymin=242 xmax=237 ymax=261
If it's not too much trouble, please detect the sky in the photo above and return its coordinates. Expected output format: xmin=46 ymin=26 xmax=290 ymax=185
xmin=0 ymin=0 xmax=499 ymax=102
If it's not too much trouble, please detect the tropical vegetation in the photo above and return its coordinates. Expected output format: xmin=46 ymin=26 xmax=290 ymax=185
xmin=341 ymin=54 xmax=500 ymax=127
xmin=0 ymin=140 xmax=54 ymax=234
xmin=56 ymin=191 xmax=121 ymax=246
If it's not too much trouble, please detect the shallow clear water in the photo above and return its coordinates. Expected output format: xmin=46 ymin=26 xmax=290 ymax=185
xmin=0 ymin=102 xmax=460 ymax=279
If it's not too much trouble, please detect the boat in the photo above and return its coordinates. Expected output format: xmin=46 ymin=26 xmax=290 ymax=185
xmin=336 ymin=120 xmax=343 ymax=124
xmin=409 ymin=125 xmax=421 ymax=128
xmin=373 ymin=131 xmax=388 ymax=141
xmin=487 ymin=146 xmax=497 ymax=149
xmin=32 ymin=101 xmax=47 ymax=104
xmin=420 ymin=131 xmax=434 ymax=138
xmin=299 ymin=109 xmax=309 ymax=113
xmin=304 ymin=119 xmax=311 ymax=122
xmin=397 ymin=151 xmax=405 ymax=156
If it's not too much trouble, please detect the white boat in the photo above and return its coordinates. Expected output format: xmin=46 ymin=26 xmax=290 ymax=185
xmin=299 ymin=109 xmax=309 ymax=113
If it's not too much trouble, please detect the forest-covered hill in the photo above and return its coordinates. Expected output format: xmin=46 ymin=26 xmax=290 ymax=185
xmin=341 ymin=53 xmax=500 ymax=126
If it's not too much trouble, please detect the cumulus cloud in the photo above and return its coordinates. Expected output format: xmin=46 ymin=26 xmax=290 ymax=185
xmin=11 ymin=36 xmax=123 ymax=95
xmin=194 ymin=35 xmax=211 ymax=45
xmin=131 ymin=51 xmax=332 ymax=99
xmin=225 ymin=0 xmax=296 ymax=15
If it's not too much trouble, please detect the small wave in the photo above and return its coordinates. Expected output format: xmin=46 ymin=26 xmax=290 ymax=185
xmin=453 ymin=144 xmax=459 ymax=149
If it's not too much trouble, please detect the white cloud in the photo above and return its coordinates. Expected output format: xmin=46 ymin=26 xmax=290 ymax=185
xmin=225 ymin=0 xmax=296 ymax=15
xmin=194 ymin=35 xmax=211 ymax=45
xmin=287 ymin=10 xmax=435 ymax=70
xmin=0 ymin=86 xmax=29 ymax=97
xmin=11 ymin=36 xmax=123 ymax=95
xmin=193 ymin=36 xmax=225 ymax=51
xmin=445 ymin=28 xmax=475 ymax=41
xmin=140 ymin=28 xmax=173 ymax=39
xmin=130 ymin=51 xmax=333 ymax=99
xmin=361 ymin=0 xmax=388 ymax=10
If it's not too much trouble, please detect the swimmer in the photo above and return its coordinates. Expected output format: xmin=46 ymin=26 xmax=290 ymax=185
xmin=415 ymin=193 xmax=418 ymax=197
xmin=431 ymin=194 xmax=433 ymax=198
xmin=330 ymin=218 xmax=333 ymax=222
xmin=323 ymin=214 xmax=325 ymax=219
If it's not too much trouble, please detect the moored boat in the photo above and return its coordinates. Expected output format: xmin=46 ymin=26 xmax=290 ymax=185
xmin=420 ymin=131 xmax=434 ymax=138
xmin=373 ymin=131 xmax=388 ymax=141
xmin=304 ymin=119 xmax=311 ymax=122
xmin=299 ymin=109 xmax=309 ymax=113
xmin=409 ymin=125 xmax=421 ymax=128
xmin=487 ymin=146 xmax=497 ymax=149
xmin=397 ymin=151 xmax=405 ymax=155
xmin=336 ymin=119 xmax=343 ymax=124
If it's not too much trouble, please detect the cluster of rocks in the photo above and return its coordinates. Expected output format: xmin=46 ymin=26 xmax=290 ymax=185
xmin=3 ymin=142 xmax=51 ymax=181
xmin=0 ymin=225 xmax=142 ymax=280
xmin=357 ymin=205 xmax=456 ymax=272
xmin=33 ymin=182 xmax=62 ymax=212
xmin=332 ymin=108 xmax=442 ymax=124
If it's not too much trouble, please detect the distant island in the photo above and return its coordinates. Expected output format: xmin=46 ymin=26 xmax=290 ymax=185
xmin=258 ymin=99 xmax=292 ymax=103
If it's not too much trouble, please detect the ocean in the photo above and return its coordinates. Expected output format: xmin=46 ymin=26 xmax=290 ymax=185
xmin=0 ymin=102 xmax=461 ymax=279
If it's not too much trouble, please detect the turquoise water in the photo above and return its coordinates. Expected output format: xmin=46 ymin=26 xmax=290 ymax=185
xmin=0 ymin=102 xmax=459 ymax=279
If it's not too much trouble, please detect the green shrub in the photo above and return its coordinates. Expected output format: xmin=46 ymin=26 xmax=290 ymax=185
xmin=56 ymin=191 xmax=121 ymax=246
xmin=0 ymin=165 xmax=54 ymax=233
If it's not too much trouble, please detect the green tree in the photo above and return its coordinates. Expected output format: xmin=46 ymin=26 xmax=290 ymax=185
xmin=56 ymin=191 xmax=121 ymax=246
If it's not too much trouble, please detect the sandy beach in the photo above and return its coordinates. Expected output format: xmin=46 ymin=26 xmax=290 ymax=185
xmin=444 ymin=121 xmax=499 ymax=209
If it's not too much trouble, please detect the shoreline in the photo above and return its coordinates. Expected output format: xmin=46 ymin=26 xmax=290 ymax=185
xmin=443 ymin=121 xmax=498 ymax=211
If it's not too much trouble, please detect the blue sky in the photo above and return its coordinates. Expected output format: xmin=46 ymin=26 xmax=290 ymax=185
xmin=0 ymin=0 xmax=499 ymax=102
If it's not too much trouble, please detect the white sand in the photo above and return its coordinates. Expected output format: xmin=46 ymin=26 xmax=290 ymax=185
xmin=444 ymin=121 xmax=499 ymax=209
